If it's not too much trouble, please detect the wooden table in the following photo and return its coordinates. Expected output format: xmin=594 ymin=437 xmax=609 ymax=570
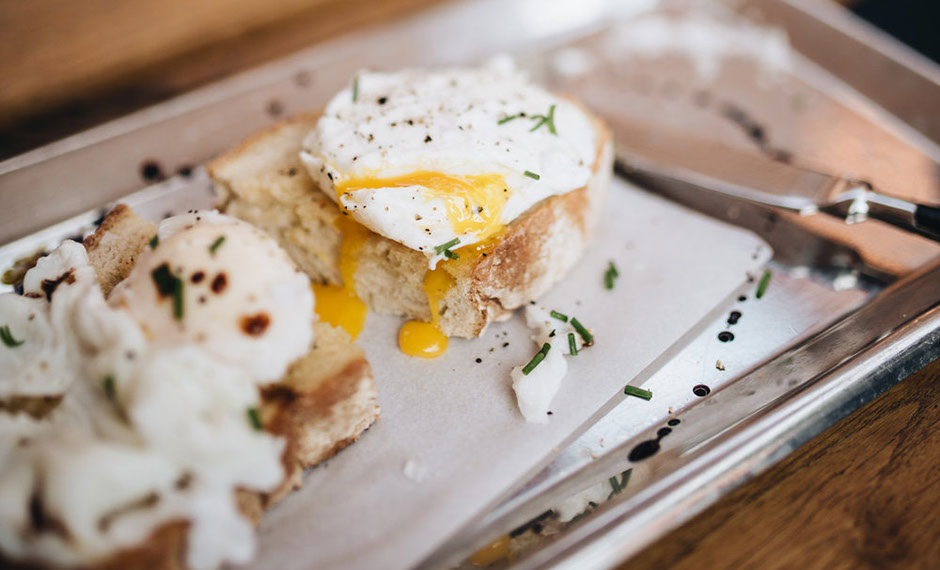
xmin=2 ymin=1 xmax=938 ymax=568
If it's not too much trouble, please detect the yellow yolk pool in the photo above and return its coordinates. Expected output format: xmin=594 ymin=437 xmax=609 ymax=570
xmin=468 ymin=534 xmax=511 ymax=566
xmin=313 ymin=216 xmax=369 ymax=339
xmin=398 ymin=266 xmax=454 ymax=358
xmin=338 ymin=171 xmax=509 ymax=241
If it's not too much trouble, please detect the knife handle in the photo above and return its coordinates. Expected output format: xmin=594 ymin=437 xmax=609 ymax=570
xmin=914 ymin=203 xmax=940 ymax=237
xmin=839 ymin=186 xmax=940 ymax=241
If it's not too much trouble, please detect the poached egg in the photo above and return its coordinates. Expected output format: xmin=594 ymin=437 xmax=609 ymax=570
xmin=300 ymin=59 xmax=598 ymax=358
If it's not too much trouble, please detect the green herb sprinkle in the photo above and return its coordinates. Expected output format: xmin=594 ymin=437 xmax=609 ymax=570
xmin=570 ymin=317 xmax=594 ymax=346
xmin=434 ymin=237 xmax=460 ymax=255
xmin=247 ymin=407 xmax=263 ymax=431
xmin=623 ymin=385 xmax=652 ymax=400
xmin=209 ymin=235 xmax=226 ymax=255
xmin=756 ymin=269 xmax=772 ymax=299
xmin=0 ymin=325 xmax=24 ymax=347
xmin=103 ymin=376 xmax=116 ymax=400
xmin=522 ymin=343 xmax=552 ymax=375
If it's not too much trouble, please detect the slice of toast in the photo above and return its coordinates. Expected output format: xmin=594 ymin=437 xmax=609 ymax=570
xmin=208 ymin=110 xmax=613 ymax=338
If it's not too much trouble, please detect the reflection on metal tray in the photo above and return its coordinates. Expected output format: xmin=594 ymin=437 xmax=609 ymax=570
xmin=0 ymin=0 xmax=938 ymax=569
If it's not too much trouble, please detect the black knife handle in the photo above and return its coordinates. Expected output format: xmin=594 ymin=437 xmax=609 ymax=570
xmin=914 ymin=204 xmax=940 ymax=237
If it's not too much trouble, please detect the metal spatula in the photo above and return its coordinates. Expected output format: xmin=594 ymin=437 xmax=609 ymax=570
xmin=611 ymin=118 xmax=940 ymax=238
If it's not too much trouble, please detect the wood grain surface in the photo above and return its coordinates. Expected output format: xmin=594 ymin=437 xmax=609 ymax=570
xmin=0 ymin=0 xmax=444 ymax=159
xmin=624 ymin=356 xmax=940 ymax=570
xmin=2 ymin=1 xmax=939 ymax=569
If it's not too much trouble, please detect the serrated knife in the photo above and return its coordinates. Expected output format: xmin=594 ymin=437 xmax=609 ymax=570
xmin=611 ymin=118 xmax=940 ymax=238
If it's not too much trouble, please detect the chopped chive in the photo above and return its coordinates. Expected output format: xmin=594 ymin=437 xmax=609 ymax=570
xmin=607 ymin=469 xmax=632 ymax=499
xmin=603 ymin=265 xmax=615 ymax=289
xmin=0 ymin=325 xmax=24 ymax=347
xmin=529 ymin=104 xmax=557 ymax=135
xmin=434 ymin=238 xmax=460 ymax=255
xmin=755 ymin=269 xmax=772 ymax=299
xmin=604 ymin=261 xmax=619 ymax=290
xmin=570 ymin=317 xmax=594 ymax=346
xmin=522 ymin=343 xmax=551 ymax=375
xmin=151 ymin=264 xmax=177 ymax=296
xmin=524 ymin=170 xmax=540 ymax=180
xmin=568 ymin=332 xmax=578 ymax=355
xmin=173 ymin=281 xmax=184 ymax=321
xmin=623 ymin=385 xmax=652 ymax=400
xmin=352 ymin=76 xmax=359 ymax=102
xmin=149 ymin=235 xmax=159 ymax=249
xmin=247 ymin=407 xmax=263 ymax=431
xmin=498 ymin=114 xmax=520 ymax=125
xmin=209 ymin=235 xmax=225 ymax=255
xmin=549 ymin=310 xmax=568 ymax=322
xmin=151 ymin=264 xmax=184 ymax=320
xmin=443 ymin=249 xmax=459 ymax=260
xmin=103 ymin=376 xmax=116 ymax=400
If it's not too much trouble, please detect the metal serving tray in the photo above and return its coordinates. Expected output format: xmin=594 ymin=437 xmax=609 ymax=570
xmin=1 ymin=0 xmax=938 ymax=568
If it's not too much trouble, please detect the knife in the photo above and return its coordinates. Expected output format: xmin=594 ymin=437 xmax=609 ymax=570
xmin=611 ymin=119 xmax=940 ymax=239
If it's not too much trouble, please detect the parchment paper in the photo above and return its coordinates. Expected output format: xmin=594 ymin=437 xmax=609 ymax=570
xmin=245 ymin=178 xmax=771 ymax=569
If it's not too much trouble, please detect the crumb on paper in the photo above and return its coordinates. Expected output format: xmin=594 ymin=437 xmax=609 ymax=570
xmin=403 ymin=459 xmax=427 ymax=483
xmin=716 ymin=359 xmax=725 ymax=371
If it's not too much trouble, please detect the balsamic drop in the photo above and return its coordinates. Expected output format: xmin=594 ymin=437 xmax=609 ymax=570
xmin=667 ymin=418 xmax=680 ymax=426
xmin=738 ymin=295 xmax=747 ymax=302
xmin=140 ymin=160 xmax=165 ymax=182
xmin=693 ymin=384 xmax=711 ymax=397
xmin=628 ymin=439 xmax=661 ymax=462
xmin=657 ymin=427 xmax=672 ymax=438
xmin=718 ymin=331 xmax=735 ymax=342
xmin=727 ymin=311 xmax=742 ymax=325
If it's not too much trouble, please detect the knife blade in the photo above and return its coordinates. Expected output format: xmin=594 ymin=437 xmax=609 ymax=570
xmin=610 ymin=117 xmax=940 ymax=238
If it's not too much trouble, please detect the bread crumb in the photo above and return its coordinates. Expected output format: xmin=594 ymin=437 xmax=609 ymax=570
xmin=403 ymin=459 xmax=427 ymax=483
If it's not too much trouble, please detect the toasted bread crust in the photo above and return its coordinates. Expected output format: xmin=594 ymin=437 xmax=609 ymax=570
xmin=1 ymin=522 xmax=189 ymax=570
xmin=83 ymin=204 xmax=158 ymax=296
xmin=208 ymin=110 xmax=613 ymax=337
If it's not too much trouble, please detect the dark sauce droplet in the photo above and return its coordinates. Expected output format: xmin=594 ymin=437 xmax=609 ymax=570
xmin=693 ymin=384 xmax=711 ymax=397
xmin=266 ymin=100 xmax=284 ymax=117
xmin=667 ymin=418 xmax=680 ymax=427
xmin=294 ymin=71 xmax=312 ymax=87
xmin=628 ymin=439 xmax=661 ymax=462
xmin=657 ymin=427 xmax=672 ymax=438
xmin=140 ymin=160 xmax=165 ymax=182
xmin=727 ymin=311 xmax=742 ymax=325
xmin=738 ymin=295 xmax=747 ymax=302
xmin=718 ymin=331 xmax=735 ymax=342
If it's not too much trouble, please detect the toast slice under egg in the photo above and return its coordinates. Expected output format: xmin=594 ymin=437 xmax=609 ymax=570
xmin=207 ymin=110 xmax=613 ymax=338
xmin=82 ymin=205 xmax=379 ymax=511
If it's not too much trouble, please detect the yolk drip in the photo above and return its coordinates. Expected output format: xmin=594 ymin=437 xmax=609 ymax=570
xmin=338 ymin=171 xmax=509 ymax=241
xmin=312 ymin=215 xmax=369 ymax=339
xmin=468 ymin=534 xmax=511 ymax=566
xmin=398 ymin=266 xmax=454 ymax=358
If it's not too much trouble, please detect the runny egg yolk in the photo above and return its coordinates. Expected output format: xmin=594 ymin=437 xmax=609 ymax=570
xmin=337 ymin=171 xmax=510 ymax=242
xmin=312 ymin=215 xmax=369 ymax=338
xmin=398 ymin=266 xmax=454 ymax=358
xmin=468 ymin=534 xmax=511 ymax=566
